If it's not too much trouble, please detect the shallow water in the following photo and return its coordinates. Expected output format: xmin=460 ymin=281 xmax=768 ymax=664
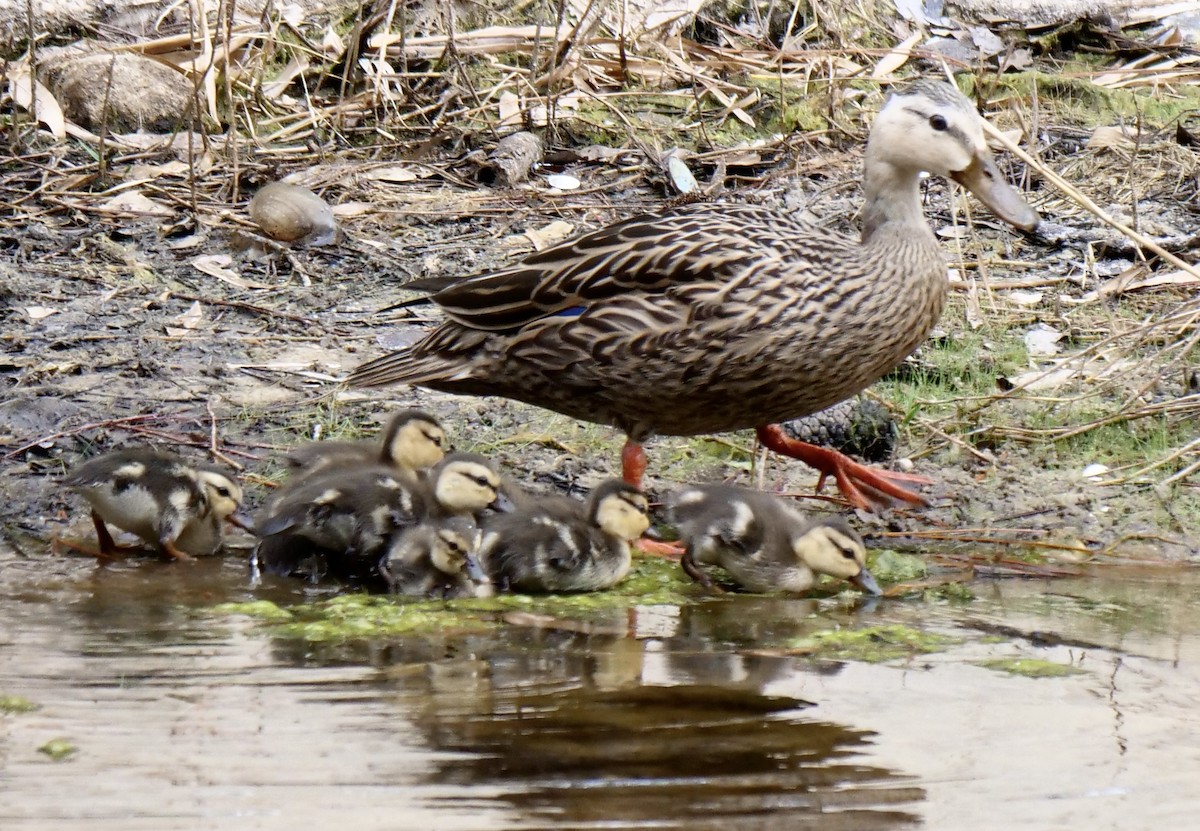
xmin=2 ymin=550 xmax=1199 ymax=830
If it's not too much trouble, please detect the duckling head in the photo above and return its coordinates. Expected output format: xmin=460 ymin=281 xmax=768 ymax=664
xmin=589 ymin=480 xmax=651 ymax=542
xmin=792 ymin=519 xmax=881 ymax=595
xmin=382 ymin=410 xmax=447 ymax=472
xmin=427 ymin=515 xmax=481 ymax=577
xmin=432 ymin=453 xmax=512 ymax=514
xmin=867 ymin=80 xmax=1038 ymax=231
xmin=195 ymin=470 xmax=253 ymax=532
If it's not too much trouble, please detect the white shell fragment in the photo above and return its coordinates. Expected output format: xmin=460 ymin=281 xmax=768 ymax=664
xmin=544 ymin=173 xmax=581 ymax=190
xmin=665 ymin=155 xmax=697 ymax=194
xmin=1081 ymin=463 xmax=1110 ymax=480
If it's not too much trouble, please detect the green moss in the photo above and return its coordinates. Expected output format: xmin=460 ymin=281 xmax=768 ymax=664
xmin=923 ymin=582 xmax=976 ymax=603
xmin=38 ymin=739 xmax=78 ymax=761
xmin=211 ymin=600 xmax=295 ymax=622
xmin=269 ymin=594 xmax=498 ymax=641
xmin=0 ymin=695 xmax=39 ymax=714
xmin=867 ymin=549 xmax=927 ymax=583
xmin=789 ymin=624 xmax=960 ymax=663
xmin=978 ymin=658 xmax=1085 ymax=678
xmin=977 ymin=70 xmax=1200 ymax=128
xmin=205 ymin=558 xmax=704 ymax=642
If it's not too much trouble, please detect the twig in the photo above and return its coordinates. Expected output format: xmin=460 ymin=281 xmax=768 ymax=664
xmin=2 ymin=414 xmax=162 ymax=461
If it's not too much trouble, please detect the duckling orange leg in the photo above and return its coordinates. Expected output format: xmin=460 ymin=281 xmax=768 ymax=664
xmin=53 ymin=512 xmax=135 ymax=560
xmin=756 ymin=425 xmax=932 ymax=512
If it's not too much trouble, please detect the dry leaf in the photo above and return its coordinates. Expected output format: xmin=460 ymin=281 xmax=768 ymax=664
xmin=1087 ymin=125 xmax=1137 ymax=150
xmin=366 ymin=166 xmax=421 ymax=183
xmin=872 ymin=32 xmax=921 ymax=78
xmin=322 ymin=26 xmax=345 ymax=58
xmin=498 ymin=90 xmax=521 ymax=126
xmin=1006 ymin=290 xmax=1044 ymax=307
xmin=332 ymin=201 xmax=372 ymax=217
xmin=1023 ymin=323 xmax=1063 ymax=356
xmin=24 ymin=306 xmax=57 ymax=321
xmin=525 ymin=220 xmax=574 ymax=250
xmin=9 ymin=68 xmax=67 ymax=138
xmin=262 ymin=55 xmax=310 ymax=100
xmin=192 ymin=255 xmax=267 ymax=290
xmin=174 ymin=300 xmax=205 ymax=330
xmin=98 ymin=190 xmax=174 ymax=217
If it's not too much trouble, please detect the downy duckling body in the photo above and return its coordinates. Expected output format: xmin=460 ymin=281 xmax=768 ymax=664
xmin=668 ymin=484 xmax=880 ymax=595
xmin=284 ymin=409 xmax=446 ymax=482
xmin=379 ymin=515 xmax=490 ymax=598
xmin=64 ymin=447 xmax=250 ymax=560
xmin=255 ymin=452 xmax=511 ymax=582
xmin=478 ymin=480 xmax=650 ymax=593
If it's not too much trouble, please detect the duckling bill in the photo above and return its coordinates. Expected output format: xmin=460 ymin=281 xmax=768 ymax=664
xmin=63 ymin=447 xmax=250 ymax=561
xmin=668 ymin=484 xmax=880 ymax=595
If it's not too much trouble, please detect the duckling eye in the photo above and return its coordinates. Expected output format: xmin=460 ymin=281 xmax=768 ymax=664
xmin=214 ymin=486 xmax=232 ymax=498
xmin=928 ymin=114 xmax=948 ymax=131
xmin=838 ymin=545 xmax=858 ymax=560
xmin=473 ymin=475 xmax=491 ymax=488
xmin=423 ymin=430 xmax=443 ymax=447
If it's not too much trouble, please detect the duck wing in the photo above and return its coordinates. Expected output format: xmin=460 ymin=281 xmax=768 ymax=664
xmin=426 ymin=203 xmax=796 ymax=333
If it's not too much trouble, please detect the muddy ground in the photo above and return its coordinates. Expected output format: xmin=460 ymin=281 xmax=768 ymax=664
xmin=1 ymin=131 xmax=1198 ymax=565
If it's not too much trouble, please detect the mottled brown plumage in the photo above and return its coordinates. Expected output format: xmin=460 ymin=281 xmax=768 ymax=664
xmin=348 ymin=81 xmax=1038 ymax=508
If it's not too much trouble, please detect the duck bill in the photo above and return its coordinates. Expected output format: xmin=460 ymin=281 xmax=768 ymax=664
xmin=226 ymin=511 xmax=256 ymax=534
xmin=851 ymin=567 xmax=883 ymax=596
xmin=950 ymin=153 xmax=1039 ymax=232
xmin=490 ymin=490 xmax=516 ymax=513
xmin=464 ymin=554 xmax=489 ymax=585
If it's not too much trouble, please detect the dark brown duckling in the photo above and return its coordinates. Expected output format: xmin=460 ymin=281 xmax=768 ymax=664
xmin=63 ymin=447 xmax=251 ymax=561
xmin=477 ymin=479 xmax=650 ymax=593
xmin=667 ymin=484 xmax=880 ymax=595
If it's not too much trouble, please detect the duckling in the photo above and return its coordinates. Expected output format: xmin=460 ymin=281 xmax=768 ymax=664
xmin=668 ymin=484 xmax=880 ymax=595
xmin=63 ymin=447 xmax=251 ymax=561
xmin=478 ymin=480 xmax=650 ymax=593
xmin=284 ymin=409 xmax=446 ymax=482
xmin=255 ymin=465 xmax=423 ymax=580
xmin=379 ymin=515 xmax=490 ymax=598
xmin=255 ymin=452 xmax=511 ymax=581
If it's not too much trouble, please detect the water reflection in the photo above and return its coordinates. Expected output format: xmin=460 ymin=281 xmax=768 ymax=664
xmin=400 ymin=678 xmax=922 ymax=830
xmin=2 ymin=548 xmax=1199 ymax=830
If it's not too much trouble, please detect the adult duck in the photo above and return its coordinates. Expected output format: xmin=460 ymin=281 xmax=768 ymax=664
xmin=347 ymin=81 xmax=1038 ymax=509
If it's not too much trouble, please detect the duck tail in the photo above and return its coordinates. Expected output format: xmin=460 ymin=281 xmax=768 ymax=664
xmin=344 ymin=350 xmax=467 ymax=389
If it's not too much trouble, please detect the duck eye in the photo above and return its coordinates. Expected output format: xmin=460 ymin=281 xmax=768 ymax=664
xmin=215 ymin=486 xmax=231 ymax=498
xmin=839 ymin=545 xmax=857 ymax=560
xmin=929 ymin=114 xmax=948 ymax=131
